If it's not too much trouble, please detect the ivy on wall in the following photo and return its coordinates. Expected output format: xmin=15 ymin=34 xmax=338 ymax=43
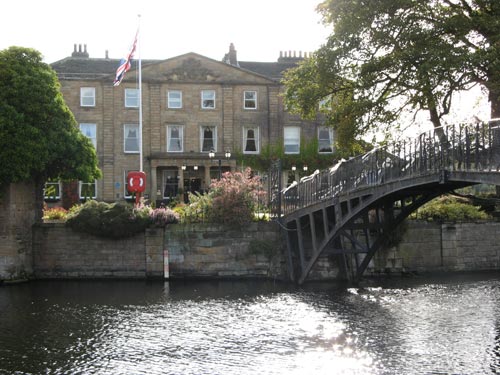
xmin=235 ymin=139 xmax=338 ymax=173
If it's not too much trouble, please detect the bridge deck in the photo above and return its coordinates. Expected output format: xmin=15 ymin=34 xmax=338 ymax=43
xmin=270 ymin=121 xmax=500 ymax=283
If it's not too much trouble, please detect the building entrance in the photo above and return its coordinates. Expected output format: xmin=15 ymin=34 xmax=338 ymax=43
xmin=183 ymin=177 xmax=202 ymax=202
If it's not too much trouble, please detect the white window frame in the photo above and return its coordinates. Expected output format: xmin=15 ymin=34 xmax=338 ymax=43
xmin=243 ymin=126 xmax=260 ymax=154
xmin=167 ymin=125 xmax=184 ymax=153
xmin=318 ymin=127 xmax=334 ymax=153
xmin=319 ymin=94 xmax=332 ymax=110
xmin=44 ymin=180 xmax=61 ymax=200
xmin=200 ymin=125 xmax=217 ymax=152
xmin=80 ymin=87 xmax=95 ymax=107
xmin=124 ymin=170 xmax=133 ymax=198
xmin=284 ymin=126 xmax=301 ymax=154
xmin=79 ymin=180 xmax=97 ymax=199
xmin=244 ymin=91 xmax=257 ymax=110
xmin=201 ymin=90 xmax=216 ymax=109
xmin=168 ymin=90 xmax=182 ymax=109
xmin=124 ymin=124 xmax=140 ymax=153
xmin=79 ymin=123 xmax=97 ymax=148
xmin=125 ymin=88 xmax=139 ymax=108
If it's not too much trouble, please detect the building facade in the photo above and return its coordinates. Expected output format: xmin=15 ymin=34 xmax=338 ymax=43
xmin=50 ymin=44 xmax=332 ymax=205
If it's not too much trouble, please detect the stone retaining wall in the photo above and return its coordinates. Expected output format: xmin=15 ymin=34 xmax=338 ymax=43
xmin=28 ymin=220 xmax=500 ymax=281
xmin=371 ymin=221 xmax=500 ymax=274
xmin=32 ymin=224 xmax=164 ymax=278
xmin=165 ymin=222 xmax=284 ymax=279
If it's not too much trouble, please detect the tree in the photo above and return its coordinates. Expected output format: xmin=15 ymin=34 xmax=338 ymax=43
xmin=283 ymin=0 xmax=500 ymax=142
xmin=0 ymin=47 xmax=101 ymax=199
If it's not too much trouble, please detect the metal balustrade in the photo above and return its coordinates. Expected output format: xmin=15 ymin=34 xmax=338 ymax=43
xmin=274 ymin=121 xmax=500 ymax=217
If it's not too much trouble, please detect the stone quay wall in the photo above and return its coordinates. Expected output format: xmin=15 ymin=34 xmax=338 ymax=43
xmin=370 ymin=221 xmax=500 ymax=275
xmin=25 ymin=220 xmax=500 ymax=281
xmin=31 ymin=222 xmax=284 ymax=280
xmin=32 ymin=224 xmax=164 ymax=278
xmin=165 ymin=222 xmax=283 ymax=279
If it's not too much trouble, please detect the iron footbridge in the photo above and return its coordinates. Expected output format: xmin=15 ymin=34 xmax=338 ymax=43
xmin=268 ymin=121 xmax=500 ymax=284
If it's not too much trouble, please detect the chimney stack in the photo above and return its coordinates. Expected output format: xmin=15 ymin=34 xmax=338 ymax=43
xmin=222 ymin=43 xmax=239 ymax=67
xmin=71 ymin=43 xmax=90 ymax=58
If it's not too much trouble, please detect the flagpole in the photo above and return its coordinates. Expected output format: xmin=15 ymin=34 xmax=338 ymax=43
xmin=138 ymin=14 xmax=143 ymax=172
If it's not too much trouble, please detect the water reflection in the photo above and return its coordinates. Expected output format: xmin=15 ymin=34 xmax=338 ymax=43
xmin=0 ymin=274 xmax=499 ymax=374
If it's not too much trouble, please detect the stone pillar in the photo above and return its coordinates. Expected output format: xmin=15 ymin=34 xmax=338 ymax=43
xmin=204 ymin=165 xmax=212 ymax=188
xmin=268 ymin=85 xmax=281 ymax=144
xmin=178 ymin=167 xmax=185 ymax=190
xmin=102 ymin=85 xmax=115 ymax=200
xmin=145 ymin=228 xmax=165 ymax=278
xmin=150 ymin=165 xmax=157 ymax=203
xmin=222 ymin=85 xmax=234 ymax=151
xmin=0 ymin=182 xmax=36 ymax=281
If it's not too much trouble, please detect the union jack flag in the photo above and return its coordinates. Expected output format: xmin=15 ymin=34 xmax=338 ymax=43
xmin=113 ymin=30 xmax=138 ymax=86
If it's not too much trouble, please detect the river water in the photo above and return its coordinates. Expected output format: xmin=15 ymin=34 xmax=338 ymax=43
xmin=1 ymin=273 xmax=499 ymax=375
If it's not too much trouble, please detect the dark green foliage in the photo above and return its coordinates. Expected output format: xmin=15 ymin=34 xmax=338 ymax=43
xmin=66 ymin=201 xmax=150 ymax=238
xmin=411 ymin=195 xmax=490 ymax=222
xmin=0 ymin=47 xmax=101 ymax=190
xmin=283 ymin=0 xmax=500 ymax=142
xmin=178 ymin=192 xmax=213 ymax=223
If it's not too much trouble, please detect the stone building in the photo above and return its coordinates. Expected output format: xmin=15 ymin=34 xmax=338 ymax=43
xmin=49 ymin=43 xmax=332 ymax=205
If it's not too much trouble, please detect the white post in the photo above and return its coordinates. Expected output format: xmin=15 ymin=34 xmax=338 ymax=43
xmin=164 ymin=248 xmax=170 ymax=279
xmin=137 ymin=14 xmax=143 ymax=172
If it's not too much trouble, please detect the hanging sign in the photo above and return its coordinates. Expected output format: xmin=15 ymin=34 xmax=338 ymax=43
xmin=127 ymin=171 xmax=146 ymax=193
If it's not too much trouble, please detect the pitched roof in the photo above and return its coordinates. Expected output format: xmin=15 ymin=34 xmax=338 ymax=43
xmin=51 ymin=57 xmax=157 ymax=80
xmin=238 ymin=61 xmax=300 ymax=81
xmin=51 ymin=53 xmax=302 ymax=82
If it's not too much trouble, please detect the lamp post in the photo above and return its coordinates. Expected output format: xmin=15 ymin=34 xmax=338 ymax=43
xmin=209 ymin=148 xmax=231 ymax=180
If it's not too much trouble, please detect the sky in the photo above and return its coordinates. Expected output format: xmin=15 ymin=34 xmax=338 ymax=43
xmin=0 ymin=0 xmax=330 ymax=64
xmin=0 ymin=0 xmax=490 ymax=129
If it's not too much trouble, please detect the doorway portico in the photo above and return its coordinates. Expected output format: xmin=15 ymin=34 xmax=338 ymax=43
xmin=149 ymin=153 xmax=234 ymax=206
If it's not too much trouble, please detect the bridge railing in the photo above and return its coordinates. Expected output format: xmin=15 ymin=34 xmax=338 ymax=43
xmin=279 ymin=121 xmax=500 ymax=216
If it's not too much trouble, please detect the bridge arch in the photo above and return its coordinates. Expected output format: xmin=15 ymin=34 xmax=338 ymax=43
xmin=271 ymin=122 xmax=500 ymax=284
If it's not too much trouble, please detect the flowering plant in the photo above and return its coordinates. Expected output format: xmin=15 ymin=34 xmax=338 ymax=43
xmin=208 ymin=168 xmax=267 ymax=226
xmin=150 ymin=207 xmax=180 ymax=227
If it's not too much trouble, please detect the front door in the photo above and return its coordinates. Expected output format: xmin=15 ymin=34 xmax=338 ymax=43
xmin=183 ymin=178 xmax=202 ymax=202
xmin=162 ymin=169 xmax=179 ymax=202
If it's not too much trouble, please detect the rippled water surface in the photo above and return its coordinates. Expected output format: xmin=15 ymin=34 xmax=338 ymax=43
xmin=1 ymin=273 xmax=500 ymax=374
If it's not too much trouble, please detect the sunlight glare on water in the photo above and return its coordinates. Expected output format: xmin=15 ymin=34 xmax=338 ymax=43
xmin=0 ymin=274 xmax=499 ymax=374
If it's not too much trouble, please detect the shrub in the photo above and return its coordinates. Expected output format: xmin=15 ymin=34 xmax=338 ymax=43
xmin=65 ymin=200 xmax=151 ymax=238
xmin=150 ymin=207 xmax=179 ymax=227
xmin=411 ymin=195 xmax=490 ymax=222
xmin=180 ymin=192 xmax=213 ymax=223
xmin=209 ymin=168 xmax=266 ymax=226
xmin=43 ymin=206 xmax=68 ymax=221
